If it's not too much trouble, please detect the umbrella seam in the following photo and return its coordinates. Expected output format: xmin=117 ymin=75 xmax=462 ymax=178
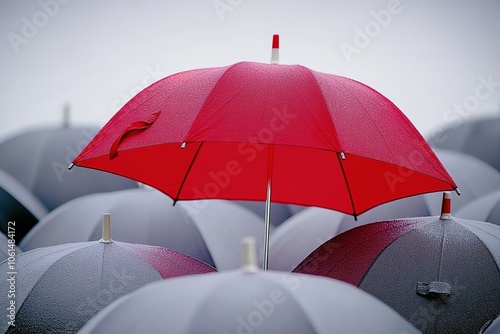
xmin=336 ymin=152 xmax=357 ymax=217
xmin=8 ymin=243 xmax=92 ymax=310
xmin=183 ymin=62 xmax=244 ymax=141
xmin=354 ymin=225 xmax=422 ymax=286
xmin=173 ymin=142 xmax=204 ymax=203
xmin=455 ymin=220 xmax=500 ymax=274
xmin=294 ymin=66 xmax=341 ymax=150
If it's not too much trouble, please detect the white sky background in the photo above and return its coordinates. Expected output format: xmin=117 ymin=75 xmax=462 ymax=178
xmin=0 ymin=0 xmax=499 ymax=143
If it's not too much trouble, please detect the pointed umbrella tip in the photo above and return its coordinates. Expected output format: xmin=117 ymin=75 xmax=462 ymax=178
xmin=241 ymin=236 xmax=259 ymax=273
xmin=440 ymin=191 xmax=452 ymax=220
xmin=100 ymin=213 xmax=113 ymax=243
xmin=271 ymin=35 xmax=279 ymax=64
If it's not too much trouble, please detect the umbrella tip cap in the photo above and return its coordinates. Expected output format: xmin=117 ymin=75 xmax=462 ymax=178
xmin=440 ymin=191 xmax=452 ymax=220
xmin=271 ymin=35 xmax=279 ymax=64
xmin=100 ymin=213 xmax=113 ymax=243
xmin=241 ymin=236 xmax=259 ymax=273
xmin=272 ymin=34 xmax=279 ymax=48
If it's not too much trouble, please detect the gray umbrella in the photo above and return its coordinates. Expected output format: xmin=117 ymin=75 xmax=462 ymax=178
xmin=20 ymin=188 xmax=266 ymax=270
xmin=0 ymin=126 xmax=138 ymax=211
xmin=456 ymin=190 xmax=500 ymax=226
xmin=0 ymin=232 xmax=22 ymax=262
xmin=0 ymin=169 xmax=47 ymax=241
xmin=428 ymin=116 xmax=500 ymax=172
xmin=78 ymin=237 xmax=419 ymax=334
xmin=294 ymin=193 xmax=500 ymax=334
xmin=0 ymin=214 xmax=216 ymax=333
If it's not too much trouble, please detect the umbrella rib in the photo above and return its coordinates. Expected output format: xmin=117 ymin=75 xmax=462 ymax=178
xmin=336 ymin=152 xmax=357 ymax=218
xmin=173 ymin=142 xmax=204 ymax=204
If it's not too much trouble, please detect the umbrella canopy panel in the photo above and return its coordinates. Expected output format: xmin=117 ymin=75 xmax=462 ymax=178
xmin=74 ymin=61 xmax=456 ymax=216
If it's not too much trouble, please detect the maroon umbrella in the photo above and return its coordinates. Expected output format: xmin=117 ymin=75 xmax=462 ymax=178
xmin=294 ymin=193 xmax=500 ymax=334
xmin=70 ymin=35 xmax=457 ymax=269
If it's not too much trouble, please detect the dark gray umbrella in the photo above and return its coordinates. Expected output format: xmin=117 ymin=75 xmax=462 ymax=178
xmin=456 ymin=190 xmax=500 ymax=226
xmin=0 ymin=214 xmax=216 ymax=333
xmin=0 ymin=232 xmax=22 ymax=262
xmin=428 ymin=116 xmax=500 ymax=172
xmin=0 ymin=169 xmax=47 ymax=241
xmin=0 ymin=126 xmax=138 ymax=211
xmin=20 ymin=188 xmax=266 ymax=270
xmin=294 ymin=193 xmax=500 ymax=334
xmin=78 ymin=238 xmax=419 ymax=334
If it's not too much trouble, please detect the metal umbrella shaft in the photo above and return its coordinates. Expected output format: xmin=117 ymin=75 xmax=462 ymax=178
xmin=263 ymin=144 xmax=274 ymax=270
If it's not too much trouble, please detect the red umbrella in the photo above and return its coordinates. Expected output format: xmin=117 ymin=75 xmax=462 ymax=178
xmin=293 ymin=193 xmax=500 ymax=333
xmin=70 ymin=35 xmax=457 ymax=269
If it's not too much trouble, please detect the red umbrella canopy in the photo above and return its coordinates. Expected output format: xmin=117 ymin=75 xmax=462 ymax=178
xmin=73 ymin=61 xmax=456 ymax=216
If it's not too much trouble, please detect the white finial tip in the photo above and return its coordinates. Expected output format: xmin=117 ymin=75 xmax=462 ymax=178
xmin=100 ymin=213 xmax=113 ymax=243
xmin=241 ymin=236 xmax=259 ymax=273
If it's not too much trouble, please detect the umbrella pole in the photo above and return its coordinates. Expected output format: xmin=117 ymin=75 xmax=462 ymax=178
xmin=263 ymin=144 xmax=274 ymax=271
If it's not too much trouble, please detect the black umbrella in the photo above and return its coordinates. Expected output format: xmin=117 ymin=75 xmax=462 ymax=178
xmin=0 ymin=168 xmax=47 ymax=241
xmin=294 ymin=192 xmax=500 ymax=334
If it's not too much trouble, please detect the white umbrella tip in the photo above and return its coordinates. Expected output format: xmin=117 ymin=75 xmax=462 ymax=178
xmin=100 ymin=213 xmax=113 ymax=243
xmin=440 ymin=191 xmax=452 ymax=220
xmin=241 ymin=236 xmax=259 ymax=273
xmin=271 ymin=34 xmax=279 ymax=64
